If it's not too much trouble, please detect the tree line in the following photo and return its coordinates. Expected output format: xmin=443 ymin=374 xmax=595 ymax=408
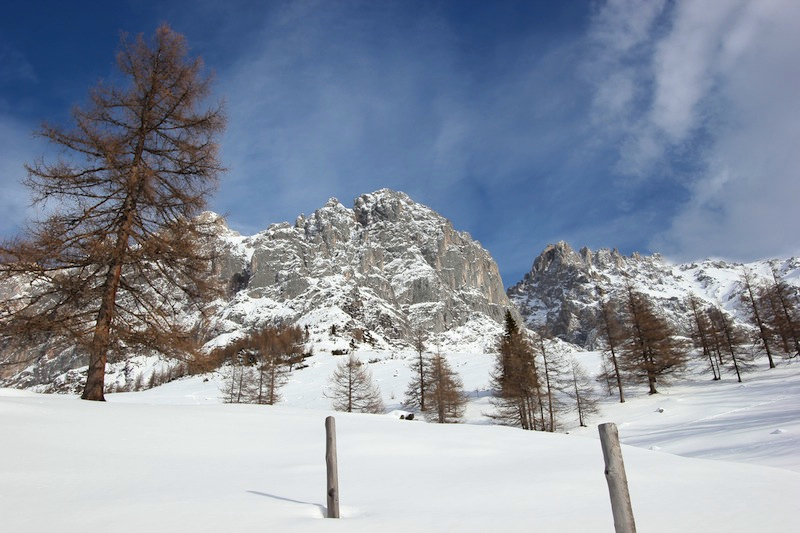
xmin=489 ymin=311 xmax=598 ymax=431
xmin=214 ymin=324 xmax=308 ymax=405
xmin=593 ymin=268 xmax=799 ymax=407
xmin=493 ymin=265 xmax=800 ymax=432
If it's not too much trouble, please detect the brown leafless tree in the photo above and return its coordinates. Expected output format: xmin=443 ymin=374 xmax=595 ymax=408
xmin=741 ymin=268 xmax=775 ymax=368
xmin=327 ymin=354 xmax=384 ymax=414
xmin=762 ymin=265 xmax=800 ymax=358
xmin=688 ymin=295 xmax=721 ymax=380
xmin=216 ymin=325 xmax=306 ymax=405
xmin=533 ymin=328 xmax=566 ymax=432
xmin=619 ymin=284 xmax=686 ymax=394
xmin=424 ymin=352 xmax=466 ymax=423
xmin=567 ymin=358 xmax=599 ymax=427
xmin=706 ymin=306 xmax=754 ymax=382
xmin=597 ymin=293 xmax=626 ymax=402
xmin=404 ymin=326 xmax=430 ymax=412
xmin=0 ymin=24 xmax=225 ymax=400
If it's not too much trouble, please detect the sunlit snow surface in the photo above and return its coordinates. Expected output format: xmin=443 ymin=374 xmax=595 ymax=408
xmin=2 ymin=353 xmax=800 ymax=532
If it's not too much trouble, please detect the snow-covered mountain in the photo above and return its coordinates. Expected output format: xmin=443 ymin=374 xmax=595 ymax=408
xmin=4 ymin=191 xmax=800 ymax=392
xmin=206 ymin=189 xmax=510 ymax=346
xmin=1 ymin=189 xmax=513 ymax=390
xmin=508 ymin=240 xmax=800 ymax=347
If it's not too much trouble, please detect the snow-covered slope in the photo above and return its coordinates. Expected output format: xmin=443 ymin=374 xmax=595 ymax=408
xmin=508 ymin=241 xmax=800 ymax=347
xmin=2 ymin=358 xmax=799 ymax=533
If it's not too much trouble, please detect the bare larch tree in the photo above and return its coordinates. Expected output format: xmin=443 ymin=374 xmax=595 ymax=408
xmin=763 ymin=264 xmax=800 ymax=358
xmin=688 ymin=294 xmax=721 ymax=381
xmin=706 ymin=306 xmax=753 ymax=383
xmin=567 ymin=357 xmax=599 ymax=427
xmin=424 ymin=352 xmax=466 ymax=423
xmin=741 ymin=268 xmax=775 ymax=368
xmin=619 ymin=284 xmax=686 ymax=394
xmin=0 ymin=24 xmax=225 ymax=401
xmin=597 ymin=292 xmax=626 ymax=402
xmin=404 ymin=326 xmax=430 ymax=412
xmin=327 ymin=354 xmax=385 ymax=414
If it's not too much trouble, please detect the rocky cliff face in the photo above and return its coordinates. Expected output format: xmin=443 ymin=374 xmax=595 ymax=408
xmin=1 ymin=189 xmax=514 ymax=390
xmin=209 ymin=189 xmax=510 ymax=345
xmin=508 ymin=241 xmax=800 ymax=348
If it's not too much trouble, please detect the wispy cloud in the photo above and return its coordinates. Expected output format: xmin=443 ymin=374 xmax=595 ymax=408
xmin=210 ymin=1 xmax=589 ymax=250
xmin=0 ymin=115 xmax=39 ymax=236
xmin=0 ymin=45 xmax=37 ymax=88
xmin=4 ymin=1 xmax=796 ymax=286
xmin=585 ymin=0 xmax=800 ymax=261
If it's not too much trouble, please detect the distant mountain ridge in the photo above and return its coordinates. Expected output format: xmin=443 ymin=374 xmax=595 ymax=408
xmin=3 ymin=191 xmax=799 ymax=392
xmin=508 ymin=241 xmax=800 ymax=348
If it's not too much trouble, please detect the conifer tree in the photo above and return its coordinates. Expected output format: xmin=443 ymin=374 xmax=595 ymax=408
xmin=489 ymin=311 xmax=543 ymax=430
xmin=424 ymin=352 xmax=466 ymax=423
xmin=222 ymin=348 xmax=256 ymax=404
xmin=404 ymin=326 xmax=431 ymax=412
xmin=619 ymin=284 xmax=686 ymax=394
xmin=533 ymin=328 xmax=566 ymax=432
xmin=688 ymin=295 xmax=720 ymax=380
xmin=253 ymin=325 xmax=305 ymax=405
xmin=707 ymin=306 xmax=753 ymax=383
xmin=566 ymin=358 xmax=599 ymax=427
xmin=741 ymin=268 xmax=776 ymax=368
xmin=327 ymin=354 xmax=384 ymax=414
xmin=0 ymin=24 xmax=225 ymax=401
xmin=762 ymin=265 xmax=800 ymax=358
xmin=217 ymin=324 xmax=305 ymax=405
xmin=597 ymin=293 xmax=626 ymax=402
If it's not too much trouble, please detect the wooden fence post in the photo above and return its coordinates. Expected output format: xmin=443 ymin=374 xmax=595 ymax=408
xmin=598 ymin=422 xmax=636 ymax=533
xmin=325 ymin=416 xmax=340 ymax=518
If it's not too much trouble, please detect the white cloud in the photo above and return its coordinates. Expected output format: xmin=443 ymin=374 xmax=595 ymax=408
xmin=211 ymin=3 xmax=467 ymax=228
xmin=589 ymin=0 xmax=667 ymax=56
xmin=655 ymin=0 xmax=800 ymax=261
xmin=588 ymin=0 xmax=800 ymax=261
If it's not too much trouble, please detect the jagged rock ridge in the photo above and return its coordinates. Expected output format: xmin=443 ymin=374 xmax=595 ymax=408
xmin=1 ymin=189 xmax=513 ymax=390
xmin=508 ymin=241 xmax=800 ymax=348
xmin=210 ymin=189 xmax=510 ymax=343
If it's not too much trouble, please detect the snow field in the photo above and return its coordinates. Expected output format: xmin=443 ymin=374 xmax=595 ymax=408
xmin=3 ymin=350 xmax=800 ymax=532
xmin=2 ymin=387 xmax=799 ymax=532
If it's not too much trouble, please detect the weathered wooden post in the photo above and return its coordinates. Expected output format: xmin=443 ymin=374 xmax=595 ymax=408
xmin=598 ymin=422 xmax=636 ymax=533
xmin=325 ymin=416 xmax=340 ymax=518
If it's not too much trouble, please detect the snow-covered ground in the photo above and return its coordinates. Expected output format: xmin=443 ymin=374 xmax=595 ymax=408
xmin=2 ymin=352 xmax=799 ymax=532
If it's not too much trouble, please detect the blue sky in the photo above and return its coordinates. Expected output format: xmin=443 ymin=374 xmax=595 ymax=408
xmin=1 ymin=1 xmax=799 ymax=286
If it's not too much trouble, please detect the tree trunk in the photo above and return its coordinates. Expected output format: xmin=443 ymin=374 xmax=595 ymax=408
xmin=81 ymin=150 xmax=143 ymax=400
xmin=82 ymin=261 xmax=124 ymax=401
xmin=646 ymin=356 xmax=658 ymax=395
xmin=744 ymin=271 xmax=775 ymax=368
xmin=609 ymin=347 xmax=624 ymax=402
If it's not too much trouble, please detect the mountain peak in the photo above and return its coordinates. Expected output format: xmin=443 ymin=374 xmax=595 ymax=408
xmin=510 ymin=242 xmax=800 ymax=348
xmin=215 ymin=189 xmax=508 ymax=345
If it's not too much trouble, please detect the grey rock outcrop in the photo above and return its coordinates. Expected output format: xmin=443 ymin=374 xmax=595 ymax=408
xmin=1 ymin=189 xmax=514 ymax=390
xmin=213 ymin=189 xmax=510 ymax=342
xmin=508 ymin=241 xmax=800 ymax=349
